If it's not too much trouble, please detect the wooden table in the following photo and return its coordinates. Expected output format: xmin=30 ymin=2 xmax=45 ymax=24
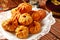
xmin=0 ymin=10 xmax=60 ymax=40
xmin=40 ymin=18 xmax=60 ymax=40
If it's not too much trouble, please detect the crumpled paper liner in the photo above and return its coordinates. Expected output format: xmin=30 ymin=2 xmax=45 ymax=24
xmin=0 ymin=8 xmax=55 ymax=40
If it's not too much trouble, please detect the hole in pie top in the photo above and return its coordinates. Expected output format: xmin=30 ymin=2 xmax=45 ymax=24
xmin=20 ymin=30 xmax=23 ymax=31
xmin=23 ymin=16 xmax=26 ymax=18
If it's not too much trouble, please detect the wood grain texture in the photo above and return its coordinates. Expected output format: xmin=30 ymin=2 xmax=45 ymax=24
xmin=40 ymin=32 xmax=58 ymax=40
xmin=40 ymin=18 xmax=60 ymax=40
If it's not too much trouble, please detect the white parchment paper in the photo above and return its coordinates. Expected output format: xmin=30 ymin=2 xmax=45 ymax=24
xmin=0 ymin=8 xmax=56 ymax=40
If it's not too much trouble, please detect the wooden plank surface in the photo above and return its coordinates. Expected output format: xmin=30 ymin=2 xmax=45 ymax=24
xmin=40 ymin=32 xmax=58 ymax=40
xmin=40 ymin=18 xmax=60 ymax=40
xmin=50 ymin=18 xmax=60 ymax=39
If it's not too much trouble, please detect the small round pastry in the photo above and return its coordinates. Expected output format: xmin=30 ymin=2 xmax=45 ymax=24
xmin=31 ymin=11 xmax=41 ymax=21
xmin=17 ymin=3 xmax=32 ymax=13
xmin=19 ymin=13 xmax=33 ymax=25
xmin=38 ymin=10 xmax=46 ymax=20
xmin=32 ymin=10 xmax=46 ymax=21
xmin=11 ymin=8 xmax=18 ymax=15
xmin=29 ymin=21 xmax=41 ymax=34
xmin=2 ymin=17 xmax=18 ymax=32
xmin=15 ymin=25 xmax=29 ymax=38
xmin=11 ymin=8 xmax=21 ymax=20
